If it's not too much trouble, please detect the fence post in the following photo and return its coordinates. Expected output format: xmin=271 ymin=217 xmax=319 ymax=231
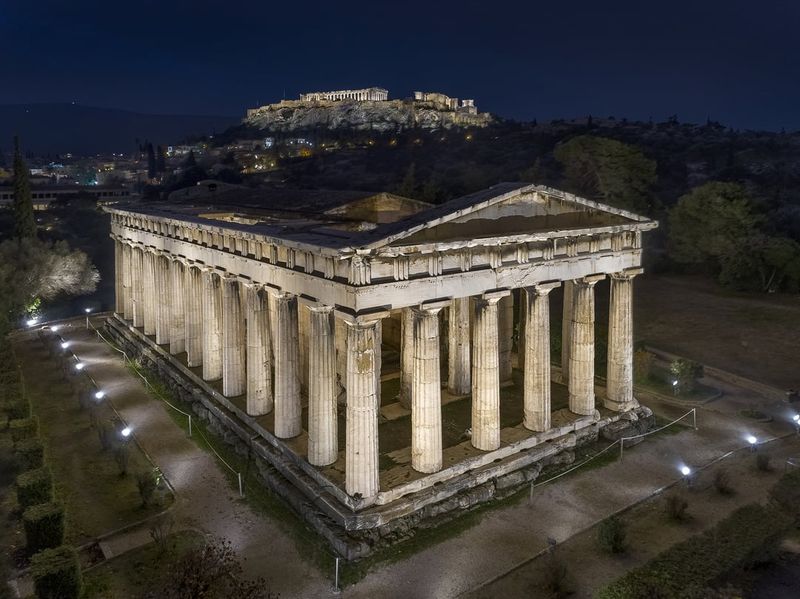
xmin=692 ymin=408 xmax=697 ymax=430
xmin=238 ymin=472 xmax=243 ymax=497
xmin=619 ymin=438 xmax=624 ymax=459
xmin=334 ymin=556 xmax=340 ymax=594
xmin=188 ymin=414 xmax=192 ymax=437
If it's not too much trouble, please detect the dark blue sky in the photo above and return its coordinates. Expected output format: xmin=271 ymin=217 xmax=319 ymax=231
xmin=2 ymin=0 xmax=798 ymax=130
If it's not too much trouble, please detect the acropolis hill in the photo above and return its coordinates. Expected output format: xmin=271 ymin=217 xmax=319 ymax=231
xmin=244 ymin=87 xmax=492 ymax=133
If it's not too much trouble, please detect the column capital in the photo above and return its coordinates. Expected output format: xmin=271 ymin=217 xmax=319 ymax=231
xmin=481 ymin=289 xmax=511 ymax=303
xmin=306 ymin=303 xmax=335 ymax=315
xmin=335 ymin=308 xmax=390 ymax=325
xmin=575 ymin=273 xmax=605 ymax=287
xmin=525 ymin=280 xmax=561 ymax=296
xmin=611 ymin=267 xmax=644 ymax=281
xmin=412 ymin=298 xmax=450 ymax=314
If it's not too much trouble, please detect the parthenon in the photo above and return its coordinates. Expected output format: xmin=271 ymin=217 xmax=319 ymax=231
xmin=299 ymin=87 xmax=389 ymax=102
xmin=106 ymin=183 xmax=657 ymax=549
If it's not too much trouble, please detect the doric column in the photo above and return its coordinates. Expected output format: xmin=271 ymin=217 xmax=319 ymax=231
xmin=131 ymin=246 xmax=144 ymax=328
xmin=448 ymin=297 xmax=471 ymax=395
xmin=334 ymin=316 xmax=347 ymax=399
xmin=154 ymin=253 xmax=171 ymax=345
xmin=201 ymin=269 xmax=223 ymax=381
xmin=471 ymin=292 xmax=507 ymax=451
xmin=568 ymin=275 xmax=604 ymax=416
xmin=184 ymin=265 xmax=204 ymax=367
xmin=498 ymin=294 xmax=514 ymax=382
xmin=561 ymin=280 xmax=574 ymax=382
xmin=273 ymin=292 xmax=301 ymax=438
xmin=142 ymin=249 xmax=156 ymax=336
xmin=169 ymin=260 xmax=186 ymax=355
xmin=298 ymin=304 xmax=310 ymax=395
xmin=122 ymin=243 xmax=134 ymax=320
xmin=412 ymin=304 xmax=445 ymax=473
xmin=605 ymin=268 xmax=642 ymax=412
xmin=399 ymin=308 xmax=413 ymax=408
xmin=307 ymin=305 xmax=337 ymax=466
xmin=345 ymin=317 xmax=381 ymax=500
xmin=523 ymin=282 xmax=560 ymax=432
xmin=245 ymin=285 xmax=272 ymax=416
xmin=114 ymin=239 xmax=124 ymax=314
xmin=222 ymin=276 xmax=246 ymax=397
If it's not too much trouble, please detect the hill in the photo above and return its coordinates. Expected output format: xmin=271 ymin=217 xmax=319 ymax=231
xmin=0 ymin=103 xmax=238 ymax=155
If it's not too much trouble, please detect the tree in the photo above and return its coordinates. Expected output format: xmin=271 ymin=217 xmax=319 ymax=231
xmin=553 ymin=135 xmax=657 ymax=213
xmin=156 ymin=145 xmax=167 ymax=173
xmin=146 ymin=142 xmax=156 ymax=179
xmin=12 ymin=136 xmax=36 ymax=239
xmin=395 ymin=162 xmax=417 ymax=198
xmin=719 ymin=234 xmax=800 ymax=292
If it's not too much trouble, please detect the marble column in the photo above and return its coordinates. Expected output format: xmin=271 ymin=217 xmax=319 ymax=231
xmin=498 ymin=294 xmax=514 ymax=382
xmin=307 ymin=305 xmax=337 ymax=466
xmin=561 ymin=280 xmax=574 ymax=382
xmin=154 ymin=254 xmax=171 ymax=345
xmin=201 ymin=269 xmax=223 ymax=381
xmin=471 ymin=293 xmax=506 ymax=451
xmin=184 ymin=265 xmax=204 ymax=368
xmin=114 ymin=240 xmax=124 ymax=314
xmin=169 ymin=260 xmax=186 ymax=355
xmin=334 ymin=316 xmax=347 ymax=399
xmin=399 ymin=308 xmax=413 ymax=408
xmin=142 ymin=250 xmax=156 ymax=336
xmin=273 ymin=293 xmax=301 ymax=438
xmin=605 ymin=269 xmax=642 ymax=412
xmin=523 ymin=282 xmax=560 ymax=432
xmin=412 ymin=306 xmax=443 ymax=473
xmin=222 ymin=277 xmax=246 ymax=397
xmin=245 ymin=285 xmax=272 ymax=416
xmin=122 ymin=244 xmax=134 ymax=320
xmin=568 ymin=275 xmax=604 ymax=416
xmin=298 ymin=303 xmax=310 ymax=395
xmin=131 ymin=247 xmax=144 ymax=328
xmin=345 ymin=318 xmax=381 ymax=499
xmin=448 ymin=297 xmax=471 ymax=396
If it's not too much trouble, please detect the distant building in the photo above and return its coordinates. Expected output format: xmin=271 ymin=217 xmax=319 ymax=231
xmin=299 ymin=87 xmax=388 ymax=102
xmin=0 ymin=185 xmax=136 ymax=210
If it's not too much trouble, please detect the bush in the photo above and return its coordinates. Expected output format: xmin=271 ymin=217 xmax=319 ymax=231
xmin=4 ymin=398 xmax=31 ymax=420
xmin=15 ymin=436 xmax=44 ymax=470
xmin=137 ymin=470 xmax=157 ymax=507
xmin=770 ymin=470 xmax=800 ymax=519
xmin=9 ymin=415 xmax=38 ymax=442
xmin=30 ymin=545 xmax=82 ymax=599
xmin=23 ymin=502 xmax=65 ymax=553
xmin=664 ymin=493 xmax=689 ymax=521
xmin=598 ymin=516 xmax=627 ymax=554
xmin=756 ymin=454 xmax=772 ymax=472
xmin=599 ymin=504 xmax=791 ymax=599
xmin=670 ymin=359 xmax=704 ymax=395
xmin=17 ymin=467 xmax=53 ymax=509
xmin=0 ymin=437 xmax=19 ymax=484
xmin=713 ymin=468 xmax=734 ymax=495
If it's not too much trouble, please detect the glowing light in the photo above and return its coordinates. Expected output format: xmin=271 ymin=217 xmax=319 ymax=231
xmin=61 ymin=341 xmax=69 ymax=349
xmin=672 ymin=380 xmax=678 ymax=387
xmin=680 ymin=466 xmax=691 ymax=476
xmin=121 ymin=427 xmax=132 ymax=437
xmin=26 ymin=318 xmax=39 ymax=327
xmin=94 ymin=391 xmax=105 ymax=400
xmin=793 ymin=415 xmax=800 ymax=423
xmin=75 ymin=362 xmax=85 ymax=370
xmin=51 ymin=325 xmax=60 ymax=332
xmin=84 ymin=308 xmax=92 ymax=314
xmin=747 ymin=435 xmax=757 ymax=445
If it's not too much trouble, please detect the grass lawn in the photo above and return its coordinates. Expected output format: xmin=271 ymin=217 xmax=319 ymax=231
xmin=82 ymin=530 xmax=204 ymax=599
xmin=12 ymin=334 xmax=172 ymax=546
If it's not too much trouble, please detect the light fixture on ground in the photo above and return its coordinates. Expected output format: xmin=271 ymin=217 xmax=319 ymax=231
xmin=26 ymin=318 xmax=39 ymax=327
xmin=793 ymin=414 xmax=800 ymax=435
xmin=120 ymin=426 xmax=132 ymax=438
xmin=51 ymin=325 xmax=60 ymax=332
xmin=672 ymin=380 xmax=679 ymax=395
xmin=61 ymin=341 xmax=69 ymax=349
xmin=75 ymin=362 xmax=85 ymax=371
xmin=84 ymin=307 xmax=92 ymax=329
xmin=94 ymin=390 xmax=105 ymax=400
xmin=679 ymin=464 xmax=693 ymax=487
xmin=747 ymin=435 xmax=758 ymax=452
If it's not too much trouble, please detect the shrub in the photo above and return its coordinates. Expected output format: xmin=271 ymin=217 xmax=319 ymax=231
xmin=598 ymin=516 xmax=627 ymax=554
xmin=149 ymin=514 xmax=174 ymax=554
xmin=599 ymin=504 xmax=791 ymax=599
xmin=23 ymin=502 xmax=65 ymax=553
xmin=664 ymin=493 xmax=689 ymax=521
xmin=713 ymin=468 xmax=734 ymax=495
xmin=0 ymin=437 xmax=19 ymax=484
xmin=770 ymin=470 xmax=800 ymax=519
xmin=756 ymin=454 xmax=772 ymax=472
xmin=670 ymin=359 xmax=704 ymax=395
xmin=137 ymin=470 xmax=157 ymax=507
xmin=30 ymin=545 xmax=82 ymax=599
xmin=4 ymin=397 xmax=31 ymax=420
xmin=9 ymin=415 xmax=38 ymax=442
xmin=17 ymin=467 xmax=53 ymax=509
xmin=15 ymin=437 xmax=44 ymax=470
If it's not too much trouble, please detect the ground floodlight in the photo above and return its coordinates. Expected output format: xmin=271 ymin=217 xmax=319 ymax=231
xmin=793 ymin=414 xmax=799 ymax=423
xmin=747 ymin=435 xmax=757 ymax=445
xmin=75 ymin=362 xmax=85 ymax=370
xmin=680 ymin=466 xmax=691 ymax=476
xmin=95 ymin=390 xmax=105 ymax=400
xmin=121 ymin=426 xmax=132 ymax=437
xmin=51 ymin=325 xmax=60 ymax=332
xmin=26 ymin=318 xmax=39 ymax=327
xmin=672 ymin=380 xmax=678 ymax=387
xmin=84 ymin=308 xmax=91 ymax=314
xmin=61 ymin=341 xmax=69 ymax=349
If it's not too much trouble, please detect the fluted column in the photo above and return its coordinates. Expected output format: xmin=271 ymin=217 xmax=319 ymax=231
xmin=114 ymin=239 xmax=124 ymax=314
xmin=201 ymin=269 xmax=223 ymax=381
xmin=169 ymin=260 xmax=186 ymax=355
xmin=471 ymin=293 xmax=506 ymax=451
xmin=523 ymin=282 xmax=560 ymax=431
xmin=345 ymin=318 xmax=381 ymax=500
xmin=222 ymin=277 xmax=246 ymax=397
xmin=605 ymin=268 xmax=642 ymax=411
xmin=298 ymin=305 xmax=310 ymax=395
xmin=498 ymin=294 xmax=514 ymax=382
xmin=399 ymin=308 xmax=413 ymax=408
xmin=154 ymin=253 xmax=171 ymax=345
xmin=448 ymin=297 xmax=471 ymax=395
xmin=131 ymin=247 xmax=144 ymax=328
xmin=245 ymin=285 xmax=272 ymax=416
xmin=273 ymin=293 xmax=301 ymax=438
xmin=184 ymin=265 xmax=204 ymax=367
xmin=561 ymin=280 xmax=574 ymax=382
xmin=412 ymin=306 xmax=444 ymax=473
xmin=568 ymin=275 xmax=604 ymax=416
xmin=122 ymin=244 xmax=134 ymax=320
xmin=142 ymin=250 xmax=156 ymax=336
xmin=308 ymin=305 xmax=337 ymax=466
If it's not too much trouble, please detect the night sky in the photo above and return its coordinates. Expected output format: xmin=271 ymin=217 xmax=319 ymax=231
xmin=2 ymin=0 xmax=798 ymax=130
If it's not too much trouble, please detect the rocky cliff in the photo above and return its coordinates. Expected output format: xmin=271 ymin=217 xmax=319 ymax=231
xmin=243 ymin=99 xmax=491 ymax=133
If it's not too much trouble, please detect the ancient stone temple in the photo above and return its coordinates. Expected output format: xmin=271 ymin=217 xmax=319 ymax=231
xmin=105 ymin=183 xmax=657 ymax=557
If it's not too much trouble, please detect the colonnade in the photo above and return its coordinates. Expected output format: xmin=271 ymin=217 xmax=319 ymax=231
xmin=114 ymin=239 xmax=640 ymax=500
